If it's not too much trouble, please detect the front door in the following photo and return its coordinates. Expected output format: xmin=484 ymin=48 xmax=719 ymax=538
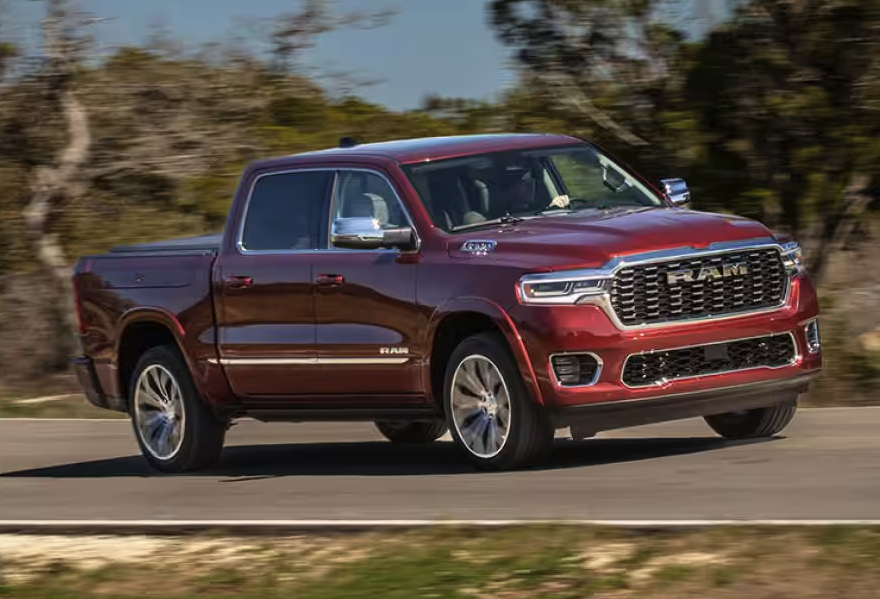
xmin=311 ymin=168 xmax=427 ymax=399
xmin=214 ymin=168 xmax=332 ymax=398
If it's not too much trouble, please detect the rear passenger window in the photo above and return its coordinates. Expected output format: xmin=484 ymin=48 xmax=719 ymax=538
xmin=240 ymin=171 xmax=332 ymax=251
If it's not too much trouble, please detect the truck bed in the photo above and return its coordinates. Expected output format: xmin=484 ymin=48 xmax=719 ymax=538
xmin=109 ymin=233 xmax=222 ymax=256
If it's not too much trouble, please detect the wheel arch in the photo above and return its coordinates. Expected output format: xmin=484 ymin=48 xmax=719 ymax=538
xmin=115 ymin=308 xmax=193 ymax=403
xmin=425 ymin=297 xmax=544 ymax=407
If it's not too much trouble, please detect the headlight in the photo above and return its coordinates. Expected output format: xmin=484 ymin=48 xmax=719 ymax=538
xmin=517 ymin=273 xmax=610 ymax=305
xmin=780 ymin=241 xmax=806 ymax=275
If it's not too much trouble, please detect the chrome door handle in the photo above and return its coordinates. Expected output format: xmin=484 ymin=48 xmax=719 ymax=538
xmin=225 ymin=275 xmax=253 ymax=289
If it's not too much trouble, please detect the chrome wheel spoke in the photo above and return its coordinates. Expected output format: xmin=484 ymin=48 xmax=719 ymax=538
xmin=142 ymin=412 xmax=164 ymax=435
xmin=485 ymin=418 xmax=498 ymax=453
xmin=148 ymin=369 xmax=167 ymax=401
xmin=458 ymin=365 xmax=485 ymax=398
xmin=140 ymin=388 xmax=165 ymax=410
xmin=134 ymin=364 xmax=186 ymax=461
xmin=450 ymin=354 xmax=512 ymax=459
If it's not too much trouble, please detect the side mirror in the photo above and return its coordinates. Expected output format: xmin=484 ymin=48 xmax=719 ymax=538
xmin=659 ymin=178 xmax=690 ymax=206
xmin=330 ymin=217 xmax=416 ymax=251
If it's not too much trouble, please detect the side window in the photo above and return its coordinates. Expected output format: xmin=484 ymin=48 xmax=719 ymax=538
xmin=240 ymin=171 xmax=332 ymax=251
xmin=331 ymin=170 xmax=409 ymax=232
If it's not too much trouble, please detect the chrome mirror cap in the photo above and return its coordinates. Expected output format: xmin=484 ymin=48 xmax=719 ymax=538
xmin=331 ymin=216 xmax=384 ymax=249
xmin=660 ymin=178 xmax=690 ymax=206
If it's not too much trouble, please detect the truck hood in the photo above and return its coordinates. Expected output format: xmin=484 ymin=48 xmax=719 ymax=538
xmin=445 ymin=207 xmax=775 ymax=269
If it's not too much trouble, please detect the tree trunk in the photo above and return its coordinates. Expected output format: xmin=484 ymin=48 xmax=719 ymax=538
xmin=807 ymin=172 xmax=873 ymax=286
xmin=22 ymin=3 xmax=92 ymax=360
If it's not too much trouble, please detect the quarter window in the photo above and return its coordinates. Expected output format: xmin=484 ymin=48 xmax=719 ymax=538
xmin=240 ymin=171 xmax=332 ymax=251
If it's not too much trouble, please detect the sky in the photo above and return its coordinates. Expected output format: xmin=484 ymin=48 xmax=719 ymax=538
xmin=9 ymin=0 xmax=516 ymax=111
xmin=7 ymin=0 xmax=726 ymax=111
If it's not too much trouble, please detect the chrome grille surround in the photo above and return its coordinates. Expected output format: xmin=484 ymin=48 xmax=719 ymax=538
xmin=517 ymin=237 xmax=794 ymax=331
xmin=620 ymin=332 xmax=799 ymax=389
xmin=609 ymin=247 xmax=787 ymax=327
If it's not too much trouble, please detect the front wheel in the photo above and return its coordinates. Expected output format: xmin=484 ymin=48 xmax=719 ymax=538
xmin=704 ymin=401 xmax=797 ymax=439
xmin=374 ymin=419 xmax=447 ymax=444
xmin=443 ymin=332 xmax=554 ymax=471
xmin=128 ymin=345 xmax=226 ymax=473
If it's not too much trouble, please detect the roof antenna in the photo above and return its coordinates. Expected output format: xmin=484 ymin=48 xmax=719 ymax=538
xmin=338 ymin=136 xmax=358 ymax=148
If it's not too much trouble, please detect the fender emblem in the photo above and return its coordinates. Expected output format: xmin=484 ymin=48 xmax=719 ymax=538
xmin=380 ymin=347 xmax=409 ymax=355
xmin=460 ymin=240 xmax=497 ymax=255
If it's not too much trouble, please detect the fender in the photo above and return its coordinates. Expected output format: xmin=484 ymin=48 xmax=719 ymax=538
xmin=425 ymin=297 xmax=545 ymax=406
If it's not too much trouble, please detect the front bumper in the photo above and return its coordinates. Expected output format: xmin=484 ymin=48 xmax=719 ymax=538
xmin=550 ymin=370 xmax=818 ymax=433
xmin=511 ymin=274 xmax=822 ymax=410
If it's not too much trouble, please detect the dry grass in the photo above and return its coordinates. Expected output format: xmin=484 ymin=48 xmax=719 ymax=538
xmin=0 ymin=526 xmax=879 ymax=598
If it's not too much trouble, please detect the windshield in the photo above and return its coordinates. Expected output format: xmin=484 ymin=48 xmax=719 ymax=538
xmin=401 ymin=143 xmax=665 ymax=232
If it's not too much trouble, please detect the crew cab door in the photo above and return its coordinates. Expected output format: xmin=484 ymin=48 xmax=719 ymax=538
xmin=310 ymin=168 xmax=427 ymax=398
xmin=213 ymin=168 xmax=332 ymax=398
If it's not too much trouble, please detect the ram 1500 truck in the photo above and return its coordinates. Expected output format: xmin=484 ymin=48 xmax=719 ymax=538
xmin=71 ymin=133 xmax=822 ymax=473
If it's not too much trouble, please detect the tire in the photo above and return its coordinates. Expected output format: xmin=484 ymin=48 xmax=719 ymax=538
xmin=374 ymin=419 xmax=447 ymax=444
xmin=569 ymin=424 xmax=596 ymax=441
xmin=443 ymin=332 xmax=554 ymax=470
xmin=128 ymin=344 xmax=226 ymax=473
xmin=704 ymin=401 xmax=798 ymax=439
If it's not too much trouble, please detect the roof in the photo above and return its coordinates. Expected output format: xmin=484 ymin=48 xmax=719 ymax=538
xmin=289 ymin=133 xmax=585 ymax=165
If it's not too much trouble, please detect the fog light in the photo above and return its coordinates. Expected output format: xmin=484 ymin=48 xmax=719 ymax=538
xmin=552 ymin=355 xmax=580 ymax=385
xmin=550 ymin=353 xmax=601 ymax=386
xmin=805 ymin=319 xmax=820 ymax=354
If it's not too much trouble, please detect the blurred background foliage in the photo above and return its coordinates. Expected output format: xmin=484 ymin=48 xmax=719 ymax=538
xmin=1 ymin=0 xmax=878 ymax=402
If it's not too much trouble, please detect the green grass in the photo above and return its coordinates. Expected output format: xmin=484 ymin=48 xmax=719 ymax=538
xmin=0 ymin=395 xmax=123 ymax=418
xmin=2 ymin=526 xmax=880 ymax=598
xmin=0 ymin=374 xmax=123 ymax=419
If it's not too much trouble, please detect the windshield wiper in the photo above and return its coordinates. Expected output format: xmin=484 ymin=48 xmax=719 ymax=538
xmin=533 ymin=199 xmax=617 ymax=215
xmin=451 ymin=214 xmax=526 ymax=232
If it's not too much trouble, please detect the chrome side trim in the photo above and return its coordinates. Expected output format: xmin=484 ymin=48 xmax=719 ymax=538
xmin=235 ymin=167 xmax=422 ymax=255
xmin=519 ymin=237 xmax=793 ymax=331
xmin=620 ymin=331 xmax=800 ymax=389
xmin=208 ymin=357 xmax=412 ymax=366
xmin=548 ymin=352 xmax=603 ymax=388
xmin=318 ymin=357 xmax=412 ymax=365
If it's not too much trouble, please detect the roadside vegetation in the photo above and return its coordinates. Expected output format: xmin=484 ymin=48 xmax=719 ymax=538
xmin=1 ymin=0 xmax=879 ymax=407
xmin=1 ymin=526 xmax=880 ymax=598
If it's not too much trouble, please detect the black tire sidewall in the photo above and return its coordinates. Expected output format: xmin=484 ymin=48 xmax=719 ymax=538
xmin=128 ymin=344 xmax=223 ymax=473
xmin=705 ymin=402 xmax=797 ymax=439
xmin=374 ymin=419 xmax=447 ymax=443
xmin=442 ymin=332 xmax=552 ymax=469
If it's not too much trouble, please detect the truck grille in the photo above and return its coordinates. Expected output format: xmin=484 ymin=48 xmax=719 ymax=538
xmin=610 ymin=248 xmax=787 ymax=327
xmin=621 ymin=333 xmax=797 ymax=388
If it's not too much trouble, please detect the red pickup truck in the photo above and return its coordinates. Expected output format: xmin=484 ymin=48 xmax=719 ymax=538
xmin=71 ymin=133 xmax=822 ymax=473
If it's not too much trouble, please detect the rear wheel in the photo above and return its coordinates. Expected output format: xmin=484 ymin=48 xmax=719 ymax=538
xmin=443 ymin=332 xmax=554 ymax=470
xmin=374 ymin=419 xmax=447 ymax=444
xmin=128 ymin=345 xmax=226 ymax=473
xmin=704 ymin=400 xmax=798 ymax=439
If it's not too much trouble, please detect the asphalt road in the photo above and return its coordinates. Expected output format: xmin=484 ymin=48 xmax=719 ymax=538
xmin=0 ymin=408 xmax=878 ymax=522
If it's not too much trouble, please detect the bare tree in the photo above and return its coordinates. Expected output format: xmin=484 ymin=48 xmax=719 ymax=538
xmin=22 ymin=0 xmax=92 ymax=356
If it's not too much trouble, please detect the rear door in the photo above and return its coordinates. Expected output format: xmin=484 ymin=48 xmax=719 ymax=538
xmin=213 ymin=168 xmax=332 ymax=398
xmin=310 ymin=167 xmax=427 ymax=398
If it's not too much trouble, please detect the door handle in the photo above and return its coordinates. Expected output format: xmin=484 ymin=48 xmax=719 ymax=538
xmin=315 ymin=273 xmax=344 ymax=287
xmin=225 ymin=275 xmax=253 ymax=289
